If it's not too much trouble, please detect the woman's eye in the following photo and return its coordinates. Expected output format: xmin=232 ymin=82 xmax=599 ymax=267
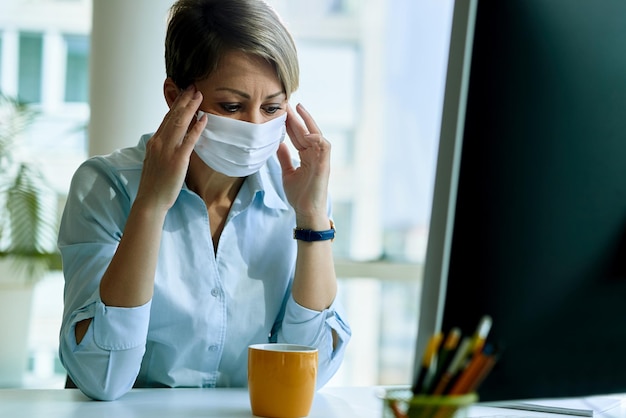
xmin=263 ymin=105 xmax=282 ymax=115
xmin=220 ymin=103 xmax=241 ymax=113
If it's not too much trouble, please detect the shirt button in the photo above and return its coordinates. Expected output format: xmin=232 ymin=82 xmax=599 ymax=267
xmin=208 ymin=345 xmax=219 ymax=352
xmin=211 ymin=287 xmax=220 ymax=297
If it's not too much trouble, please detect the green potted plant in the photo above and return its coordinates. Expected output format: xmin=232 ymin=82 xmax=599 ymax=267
xmin=0 ymin=92 xmax=61 ymax=387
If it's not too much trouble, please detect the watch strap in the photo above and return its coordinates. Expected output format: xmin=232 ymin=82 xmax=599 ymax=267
xmin=293 ymin=221 xmax=336 ymax=242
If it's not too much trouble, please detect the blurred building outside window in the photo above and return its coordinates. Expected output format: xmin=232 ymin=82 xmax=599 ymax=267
xmin=0 ymin=0 xmax=453 ymax=388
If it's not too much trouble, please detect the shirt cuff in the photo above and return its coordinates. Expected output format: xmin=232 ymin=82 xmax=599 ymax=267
xmin=280 ymin=294 xmax=351 ymax=349
xmin=92 ymin=298 xmax=152 ymax=351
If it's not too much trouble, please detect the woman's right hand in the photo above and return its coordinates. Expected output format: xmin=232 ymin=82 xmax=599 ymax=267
xmin=98 ymin=86 xmax=207 ymax=310
xmin=135 ymin=85 xmax=207 ymax=212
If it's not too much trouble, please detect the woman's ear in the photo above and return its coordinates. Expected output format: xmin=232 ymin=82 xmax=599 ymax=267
xmin=163 ymin=78 xmax=180 ymax=108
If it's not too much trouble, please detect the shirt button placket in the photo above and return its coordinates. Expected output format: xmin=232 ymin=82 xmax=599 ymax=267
xmin=207 ymin=286 xmax=223 ymax=362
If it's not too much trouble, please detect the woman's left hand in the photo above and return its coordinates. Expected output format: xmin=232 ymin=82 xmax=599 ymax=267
xmin=277 ymin=103 xmax=331 ymax=230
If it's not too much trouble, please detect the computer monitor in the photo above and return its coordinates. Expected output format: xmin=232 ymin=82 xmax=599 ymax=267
xmin=416 ymin=0 xmax=626 ymax=401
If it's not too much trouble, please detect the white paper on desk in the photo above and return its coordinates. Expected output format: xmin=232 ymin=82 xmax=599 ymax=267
xmin=487 ymin=396 xmax=622 ymax=417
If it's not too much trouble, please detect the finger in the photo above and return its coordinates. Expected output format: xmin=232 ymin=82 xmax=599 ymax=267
xmin=286 ymin=126 xmax=307 ymax=152
xmin=161 ymin=85 xmax=196 ymax=125
xmin=287 ymin=124 xmax=327 ymax=154
xmin=175 ymin=84 xmax=201 ymax=109
xmin=276 ymin=143 xmax=295 ymax=175
xmin=174 ymin=86 xmax=204 ymax=127
xmin=286 ymin=105 xmax=307 ymax=151
xmin=295 ymin=103 xmax=322 ymax=135
xmin=183 ymin=86 xmax=204 ymax=114
xmin=182 ymin=109 xmax=207 ymax=151
xmin=163 ymin=87 xmax=204 ymax=148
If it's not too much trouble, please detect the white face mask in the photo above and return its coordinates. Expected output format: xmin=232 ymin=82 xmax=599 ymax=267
xmin=194 ymin=111 xmax=287 ymax=177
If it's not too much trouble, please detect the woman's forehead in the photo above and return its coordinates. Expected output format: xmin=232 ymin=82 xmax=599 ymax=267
xmin=198 ymin=51 xmax=284 ymax=96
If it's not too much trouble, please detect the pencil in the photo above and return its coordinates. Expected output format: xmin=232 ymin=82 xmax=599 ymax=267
xmin=447 ymin=344 xmax=494 ymax=395
xmin=430 ymin=337 xmax=472 ymax=395
xmin=411 ymin=332 xmax=443 ymax=394
xmin=426 ymin=327 xmax=461 ymax=394
xmin=470 ymin=315 xmax=492 ymax=355
xmin=465 ymin=346 xmax=501 ymax=393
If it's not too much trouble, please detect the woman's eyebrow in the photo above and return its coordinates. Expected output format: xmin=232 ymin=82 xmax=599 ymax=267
xmin=265 ymin=91 xmax=286 ymax=100
xmin=215 ymin=87 xmax=285 ymax=100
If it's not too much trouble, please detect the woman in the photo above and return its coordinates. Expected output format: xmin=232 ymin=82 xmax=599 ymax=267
xmin=58 ymin=0 xmax=351 ymax=401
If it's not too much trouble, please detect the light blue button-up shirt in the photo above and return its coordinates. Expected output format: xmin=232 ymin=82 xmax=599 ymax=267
xmin=58 ymin=135 xmax=351 ymax=401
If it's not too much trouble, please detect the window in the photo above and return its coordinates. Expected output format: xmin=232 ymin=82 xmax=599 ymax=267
xmin=267 ymin=0 xmax=455 ymax=386
xmin=2 ymin=0 xmax=454 ymax=389
xmin=18 ymin=32 xmax=43 ymax=103
xmin=0 ymin=35 xmax=3 ymax=84
xmin=64 ymin=34 xmax=89 ymax=103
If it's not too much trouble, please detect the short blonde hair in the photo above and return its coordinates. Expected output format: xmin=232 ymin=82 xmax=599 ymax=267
xmin=165 ymin=0 xmax=299 ymax=96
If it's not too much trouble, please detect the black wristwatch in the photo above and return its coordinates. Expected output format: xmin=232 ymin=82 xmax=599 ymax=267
xmin=293 ymin=220 xmax=335 ymax=242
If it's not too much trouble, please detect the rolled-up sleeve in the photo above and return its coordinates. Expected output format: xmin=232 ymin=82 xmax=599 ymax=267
xmin=58 ymin=156 xmax=149 ymax=400
xmin=59 ymin=293 xmax=151 ymax=401
xmin=278 ymin=294 xmax=351 ymax=388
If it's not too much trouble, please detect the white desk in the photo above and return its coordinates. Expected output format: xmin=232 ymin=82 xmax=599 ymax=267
xmin=0 ymin=386 xmax=624 ymax=417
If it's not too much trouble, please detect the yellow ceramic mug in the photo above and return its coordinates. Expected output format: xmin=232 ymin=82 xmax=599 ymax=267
xmin=248 ymin=343 xmax=318 ymax=418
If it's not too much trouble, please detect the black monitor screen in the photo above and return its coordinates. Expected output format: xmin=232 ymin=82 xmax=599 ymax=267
xmin=418 ymin=0 xmax=626 ymax=402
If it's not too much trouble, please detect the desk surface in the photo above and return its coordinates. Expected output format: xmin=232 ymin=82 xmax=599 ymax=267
xmin=0 ymin=386 xmax=624 ymax=418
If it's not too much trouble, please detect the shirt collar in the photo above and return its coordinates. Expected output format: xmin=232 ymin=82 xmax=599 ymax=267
xmin=179 ymin=158 xmax=290 ymax=212
xmin=241 ymin=159 xmax=290 ymax=212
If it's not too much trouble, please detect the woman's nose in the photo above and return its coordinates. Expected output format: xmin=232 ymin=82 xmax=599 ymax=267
xmin=240 ymin=111 xmax=263 ymax=124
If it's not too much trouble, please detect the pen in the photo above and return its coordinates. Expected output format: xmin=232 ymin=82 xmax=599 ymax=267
xmin=465 ymin=345 xmax=500 ymax=394
xmin=411 ymin=332 xmax=443 ymax=394
xmin=470 ymin=315 xmax=492 ymax=355
xmin=447 ymin=344 xmax=494 ymax=395
xmin=426 ymin=327 xmax=461 ymax=394
xmin=430 ymin=336 xmax=472 ymax=395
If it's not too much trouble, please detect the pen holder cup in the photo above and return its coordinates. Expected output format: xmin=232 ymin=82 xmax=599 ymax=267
xmin=381 ymin=389 xmax=477 ymax=418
